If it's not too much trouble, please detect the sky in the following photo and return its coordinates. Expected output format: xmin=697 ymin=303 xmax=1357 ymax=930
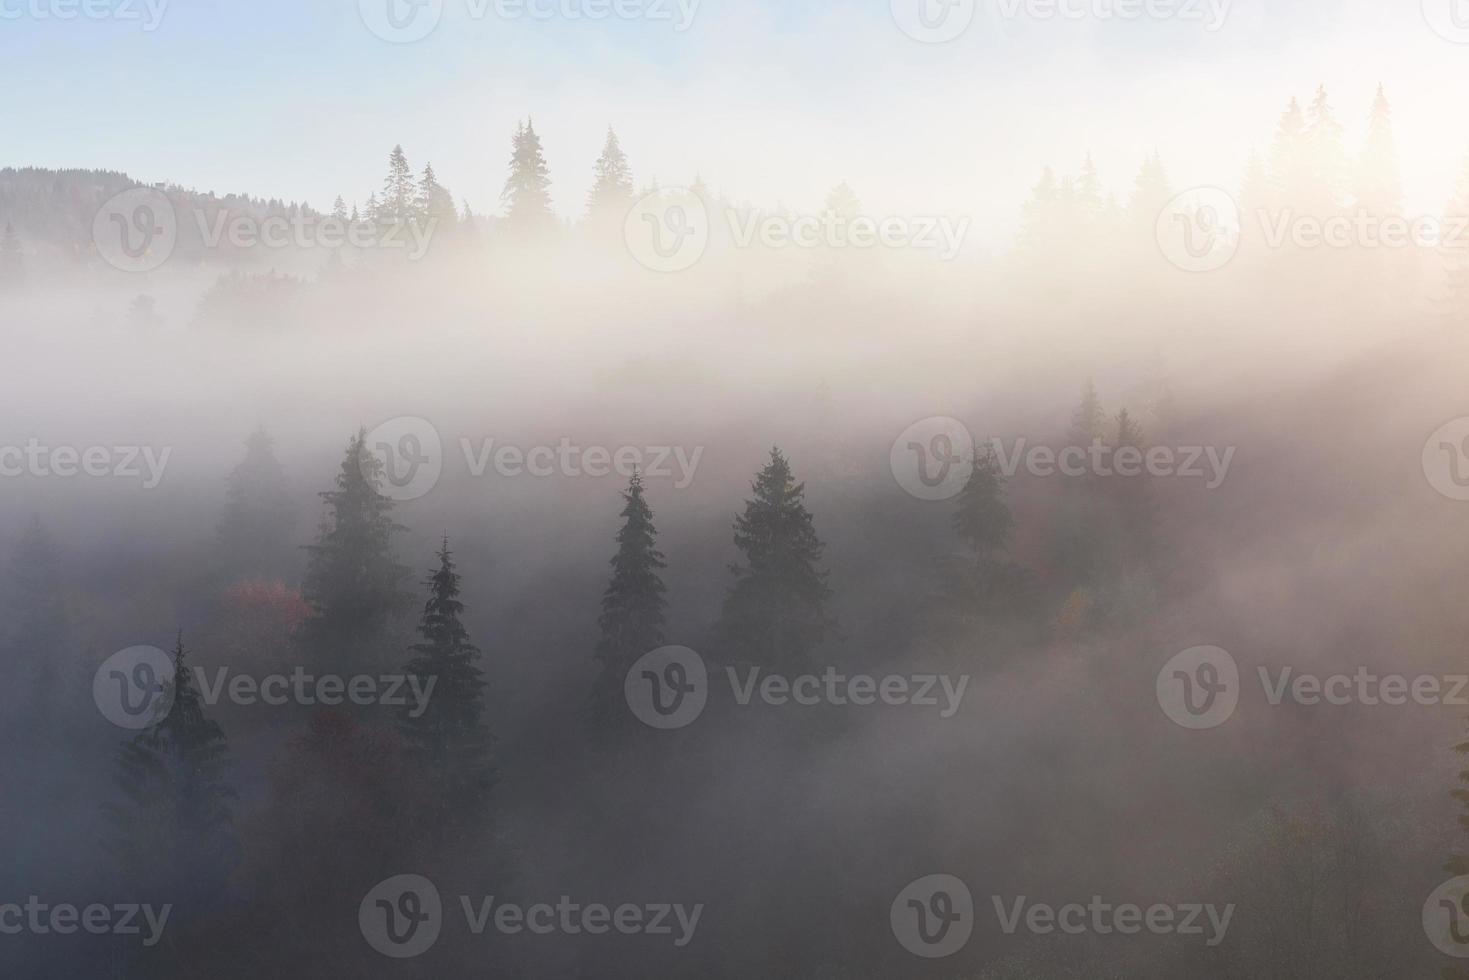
xmin=5 ymin=0 xmax=1469 ymax=245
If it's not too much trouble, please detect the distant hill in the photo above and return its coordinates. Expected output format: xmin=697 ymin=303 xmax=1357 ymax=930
xmin=0 ymin=167 xmax=319 ymax=266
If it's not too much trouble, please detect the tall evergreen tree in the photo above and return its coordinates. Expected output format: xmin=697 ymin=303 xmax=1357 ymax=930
xmin=501 ymin=119 xmax=555 ymax=234
xmin=299 ymin=429 xmax=410 ymax=671
xmin=590 ymin=471 xmax=668 ymax=730
xmin=216 ymin=427 xmax=295 ymax=582
xmin=1068 ymin=378 xmax=1107 ymax=447
xmin=717 ymin=449 xmax=832 ymax=669
xmin=954 ymin=448 xmax=1015 ymax=558
xmin=942 ymin=446 xmax=1031 ymax=624
xmin=586 ymin=126 xmax=634 ymax=224
xmin=1128 ymin=151 xmax=1172 ymax=230
xmin=380 ymin=145 xmax=416 ymax=224
xmin=1270 ymin=97 xmax=1310 ymax=210
xmin=1354 ymin=84 xmax=1403 ymax=218
xmin=1115 ymin=408 xmax=1144 ymax=449
xmin=417 ymin=162 xmax=458 ymax=232
xmin=1304 ymin=85 xmax=1347 ymax=214
xmin=399 ymin=539 xmax=494 ymax=834
xmin=331 ymin=196 xmax=349 ymax=222
xmin=101 ymin=634 xmax=237 ymax=906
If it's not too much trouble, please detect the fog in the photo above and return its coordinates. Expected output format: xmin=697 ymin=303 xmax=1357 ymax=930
xmin=5 ymin=5 xmax=1469 ymax=978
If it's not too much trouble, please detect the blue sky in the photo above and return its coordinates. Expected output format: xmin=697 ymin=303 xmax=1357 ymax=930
xmin=5 ymin=0 xmax=1469 ymax=240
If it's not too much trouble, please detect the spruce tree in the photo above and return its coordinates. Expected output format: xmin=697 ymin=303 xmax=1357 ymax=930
xmin=216 ymin=427 xmax=294 ymax=582
xmin=1354 ymin=84 xmax=1403 ymax=218
xmin=944 ymin=446 xmax=1030 ymax=623
xmin=1304 ymin=84 xmax=1347 ymax=214
xmin=590 ymin=471 xmax=668 ymax=730
xmin=299 ymin=429 xmax=409 ymax=671
xmin=1127 ymin=151 xmax=1172 ymax=230
xmin=1068 ymin=379 xmax=1107 ymax=447
xmin=717 ymin=449 xmax=832 ymax=669
xmin=381 ymin=145 xmax=416 ymax=223
xmin=0 ymin=221 xmax=23 ymax=285
xmin=1115 ymin=408 xmax=1144 ymax=450
xmin=1271 ymin=97 xmax=1309 ymax=210
xmin=331 ymin=196 xmax=349 ymax=222
xmin=101 ymin=634 xmax=236 ymax=905
xmin=501 ymin=119 xmax=554 ymax=234
xmin=417 ymin=162 xmax=458 ymax=233
xmin=399 ymin=539 xmax=494 ymax=834
xmin=586 ymin=126 xmax=634 ymax=224
xmin=954 ymin=447 xmax=1014 ymax=558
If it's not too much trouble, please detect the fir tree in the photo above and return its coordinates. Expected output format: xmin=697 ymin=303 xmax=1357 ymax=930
xmin=417 ymin=162 xmax=458 ymax=233
xmin=1304 ymin=85 xmax=1347 ymax=214
xmin=1354 ymin=84 xmax=1403 ymax=218
xmin=299 ymin=429 xmax=410 ymax=671
xmin=1075 ymin=154 xmax=1103 ymax=217
xmin=1270 ymin=97 xmax=1309 ymax=210
xmin=399 ymin=539 xmax=494 ymax=833
xmin=590 ymin=471 xmax=668 ymax=730
xmin=216 ymin=427 xmax=295 ymax=582
xmin=1068 ymin=379 xmax=1107 ymax=447
xmin=954 ymin=448 xmax=1015 ymax=558
xmin=1128 ymin=151 xmax=1172 ymax=232
xmin=586 ymin=126 xmax=634 ymax=223
xmin=101 ymin=634 xmax=237 ymax=905
xmin=944 ymin=446 xmax=1030 ymax=622
xmin=501 ymin=119 xmax=554 ymax=234
xmin=717 ymin=449 xmax=833 ymax=669
xmin=381 ymin=144 xmax=416 ymax=223
xmin=1115 ymin=408 xmax=1144 ymax=449
xmin=331 ymin=196 xmax=349 ymax=222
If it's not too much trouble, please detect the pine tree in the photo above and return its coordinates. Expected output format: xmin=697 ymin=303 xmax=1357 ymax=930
xmin=299 ymin=429 xmax=410 ymax=671
xmin=417 ymin=162 xmax=458 ymax=233
xmin=1075 ymin=154 xmax=1103 ymax=218
xmin=1115 ymin=408 xmax=1144 ymax=449
xmin=398 ymin=539 xmax=494 ymax=833
xmin=1270 ymin=97 xmax=1309 ymax=211
xmin=954 ymin=448 xmax=1014 ymax=558
xmin=589 ymin=471 xmax=668 ymax=730
xmin=945 ymin=446 xmax=1030 ymax=621
xmin=1304 ymin=85 xmax=1347 ymax=214
xmin=1128 ymin=151 xmax=1172 ymax=231
xmin=586 ymin=126 xmax=634 ymax=224
xmin=501 ymin=119 xmax=554 ymax=234
xmin=216 ymin=427 xmax=295 ymax=582
xmin=1068 ymin=379 xmax=1107 ymax=447
xmin=1354 ymin=84 xmax=1403 ymax=218
xmin=331 ymin=196 xmax=349 ymax=222
xmin=381 ymin=145 xmax=416 ymax=224
xmin=717 ymin=449 xmax=832 ymax=669
xmin=102 ymin=634 xmax=237 ymax=905
xmin=1018 ymin=166 xmax=1059 ymax=259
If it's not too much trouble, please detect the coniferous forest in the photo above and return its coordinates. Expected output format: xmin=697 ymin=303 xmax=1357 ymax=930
xmin=7 ymin=4 xmax=1469 ymax=978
